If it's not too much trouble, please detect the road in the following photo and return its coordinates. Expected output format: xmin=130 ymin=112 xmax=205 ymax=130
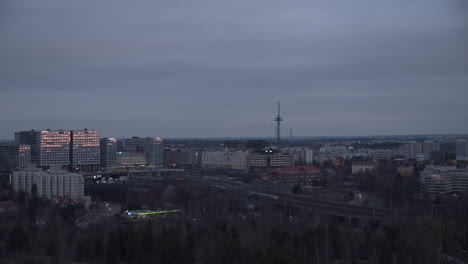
xmin=187 ymin=176 xmax=416 ymax=220
xmin=75 ymin=203 xmax=121 ymax=228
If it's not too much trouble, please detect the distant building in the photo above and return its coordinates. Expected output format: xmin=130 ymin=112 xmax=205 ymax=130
xmin=15 ymin=129 xmax=100 ymax=171
xmin=368 ymin=149 xmax=394 ymax=160
xmin=201 ymin=150 xmax=248 ymax=170
xmin=420 ymin=166 xmax=468 ymax=195
xmin=319 ymin=145 xmax=348 ymax=155
xmin=422 ymin=141 xmax=440 ymax=154
xmin=456 ymin=140 xmax=468 ymax=159
xmin=100 ymin=138 xmax=117 ymax=168
xmin=16 ymin=129 xmax=71 ymax=169
xmin=70 ymin=129 xmax=100 ymax=171
xmin=124 ymin=137 xmax=163 ymax=166
xmin=248 ymin=149 xmax=293 ymax=170
xmin=352 ymin=161 xmax=376 ymax=174
xmin=0 ymin=143 xmax=31 ymax=172
xmin=313 ymin=153 xmax=336 ymax=166
xmin=403 ymin=141 xmax=422 ymax=159
xmin=265 ymin=165 xmax=321 ymax=184
xmin=116 ymin=152 xmax=147 ymax=167
xmin=282 ymin=147 xmax=313 ymax=165
xmin=164 ymin=149 xmax=200 ymax=168
xmin=12 ymin=169 xmax=84 ymax=202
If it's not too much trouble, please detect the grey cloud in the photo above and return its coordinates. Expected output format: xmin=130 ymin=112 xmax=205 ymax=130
xmin=0 ymin=0 xmax=467 ymax=138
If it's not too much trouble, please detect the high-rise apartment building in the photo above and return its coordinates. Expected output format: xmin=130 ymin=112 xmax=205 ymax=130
xmin=13 ymin=169 xmax=84 ymax=201
xmin=16 ymin=129 xmax=71 ymax=169
xmin=0 ymin=143 xmax=31 ymax=171
xmin=15 ymin=129 xmax=100 ymax=171
xmin=100 ymin=138 xmax=117 ymax=168
xmin=70 ymin=129 xmax=100 ymax=171
xmin=124 ymin=137 xmax=163 ymax=166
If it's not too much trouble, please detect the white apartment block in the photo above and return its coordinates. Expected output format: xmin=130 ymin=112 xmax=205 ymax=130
xmin=282 ymin=147 xmax=313 ymax=165
xmin=420 ymin=166 xmax=468 ymax=195
xmin=201 ymin=150 xmax=248 ymax=170
xmin=13 ymin=169 xmax=84 ymax=202
xmin=319 ymin=145 xmax=348 ymax=155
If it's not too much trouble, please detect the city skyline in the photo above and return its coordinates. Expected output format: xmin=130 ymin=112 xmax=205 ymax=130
xmin=1 ymin=0 xmax=467 ymax=139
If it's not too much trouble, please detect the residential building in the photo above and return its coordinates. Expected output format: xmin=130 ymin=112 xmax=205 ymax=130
xmin=420 ymin=166 xmax=468 ymax=195
xmin=164 ymin=149 xmax=200 ymax=168
xmin=201 ymin=150 xmax=248 ymax=170
xmin=456 ymin=140 xmax=468 ymax=159
xmin=282 ymin=147 xmax=313 ymax=165
xmin=12 ymin=169 xmax=84 ymax=202
xmin=313 ymin=153 xmax=336 ymax=166
xmin=0 ymin=143 xmax=31 ymax=172
xmin=264 ymin=165 xmax=321 ymax=184
xmin=70 ymin=129 xmax=100 ymax=171
xmin=403 ymin=141 xmax=422 ymax=159
xmin=16 ymin=129 xmax=71 ymax=169
xmin=368 ymin=149 xmax=394 ymax=160
xmin=352 ymin=161 xmax=376 ymax=174
xmin=124 ymin=137 xmax=163 ymax=166
xmin=422 ymin=141 xmax=440 ymax=154
xmin=319 ymin=145 xmax=348 ymax=155
xmin=100 ymin=138 xmax=117 ymax=168
xmin=248 ymin=149 xmax=293 ymax=170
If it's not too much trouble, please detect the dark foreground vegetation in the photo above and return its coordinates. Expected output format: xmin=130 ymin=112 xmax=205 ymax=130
xmin=1 ymin=182 xmax=468 ymax=264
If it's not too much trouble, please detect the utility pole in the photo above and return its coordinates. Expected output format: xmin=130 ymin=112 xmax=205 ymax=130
xmin=274 ymin=102 xmax=282 ymax=146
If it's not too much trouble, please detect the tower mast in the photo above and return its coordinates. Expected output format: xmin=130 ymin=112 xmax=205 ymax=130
xmin=274 ymin=102 xmax=283 ymax=146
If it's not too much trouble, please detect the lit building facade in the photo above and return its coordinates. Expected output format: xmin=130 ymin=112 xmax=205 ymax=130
xmin=13 ymin=169 xmax=84 ymax=202
xmin=0 ymin=143 xmax=31 ymax=172
xmin=70 ymin=129 xmax=100 ymax=171
xmin=100 ymin=138 xmax=117 ymax=168
xmin=16 ymin=129 xmax=71 ymax=169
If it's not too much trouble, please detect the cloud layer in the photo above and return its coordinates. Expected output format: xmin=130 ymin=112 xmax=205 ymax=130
xmin=1 ymin=0 xmax=467 ymax=138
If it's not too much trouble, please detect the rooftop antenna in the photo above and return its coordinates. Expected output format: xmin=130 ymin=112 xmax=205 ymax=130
xmin=290 ymin=128 xmax=292 ymax=141
xmin=274 ymin=102 xmax=282 ymax=146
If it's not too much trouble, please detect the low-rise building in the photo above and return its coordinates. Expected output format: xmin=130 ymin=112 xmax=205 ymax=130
xmin=248 ymin=149 xmax=293 ymax=170
xmin=265 ymin=165 xmax=321 ymax=184
xmin=420 ymin=166 xmax=468 ymax=195
xmin=201 ymin=150 xmax=248 ymax=170
xmin=352 ymin=161 xmax=376 ymax=174
xmin=116 ymin=152 xmax=147 ymax=167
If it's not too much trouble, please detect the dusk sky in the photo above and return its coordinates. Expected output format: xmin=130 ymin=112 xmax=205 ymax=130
xmin=1 ymin=0 xmax=467 ymax=139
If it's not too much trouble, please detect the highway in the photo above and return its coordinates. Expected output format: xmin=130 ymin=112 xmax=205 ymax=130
xmin=187 ymin=176 xmax=416 ymax=220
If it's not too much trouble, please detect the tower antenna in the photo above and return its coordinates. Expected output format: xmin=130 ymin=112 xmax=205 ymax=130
xmin=274 ymin=102 xmax=283 ymax=146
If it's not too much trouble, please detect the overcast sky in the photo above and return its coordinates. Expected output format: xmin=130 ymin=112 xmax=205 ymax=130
xmin=1 ymin=0 xmax=467 ymax=139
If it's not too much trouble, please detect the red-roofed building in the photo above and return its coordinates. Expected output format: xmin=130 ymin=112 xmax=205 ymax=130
xmin=264 ymin=165 xmax=322 ymax=184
